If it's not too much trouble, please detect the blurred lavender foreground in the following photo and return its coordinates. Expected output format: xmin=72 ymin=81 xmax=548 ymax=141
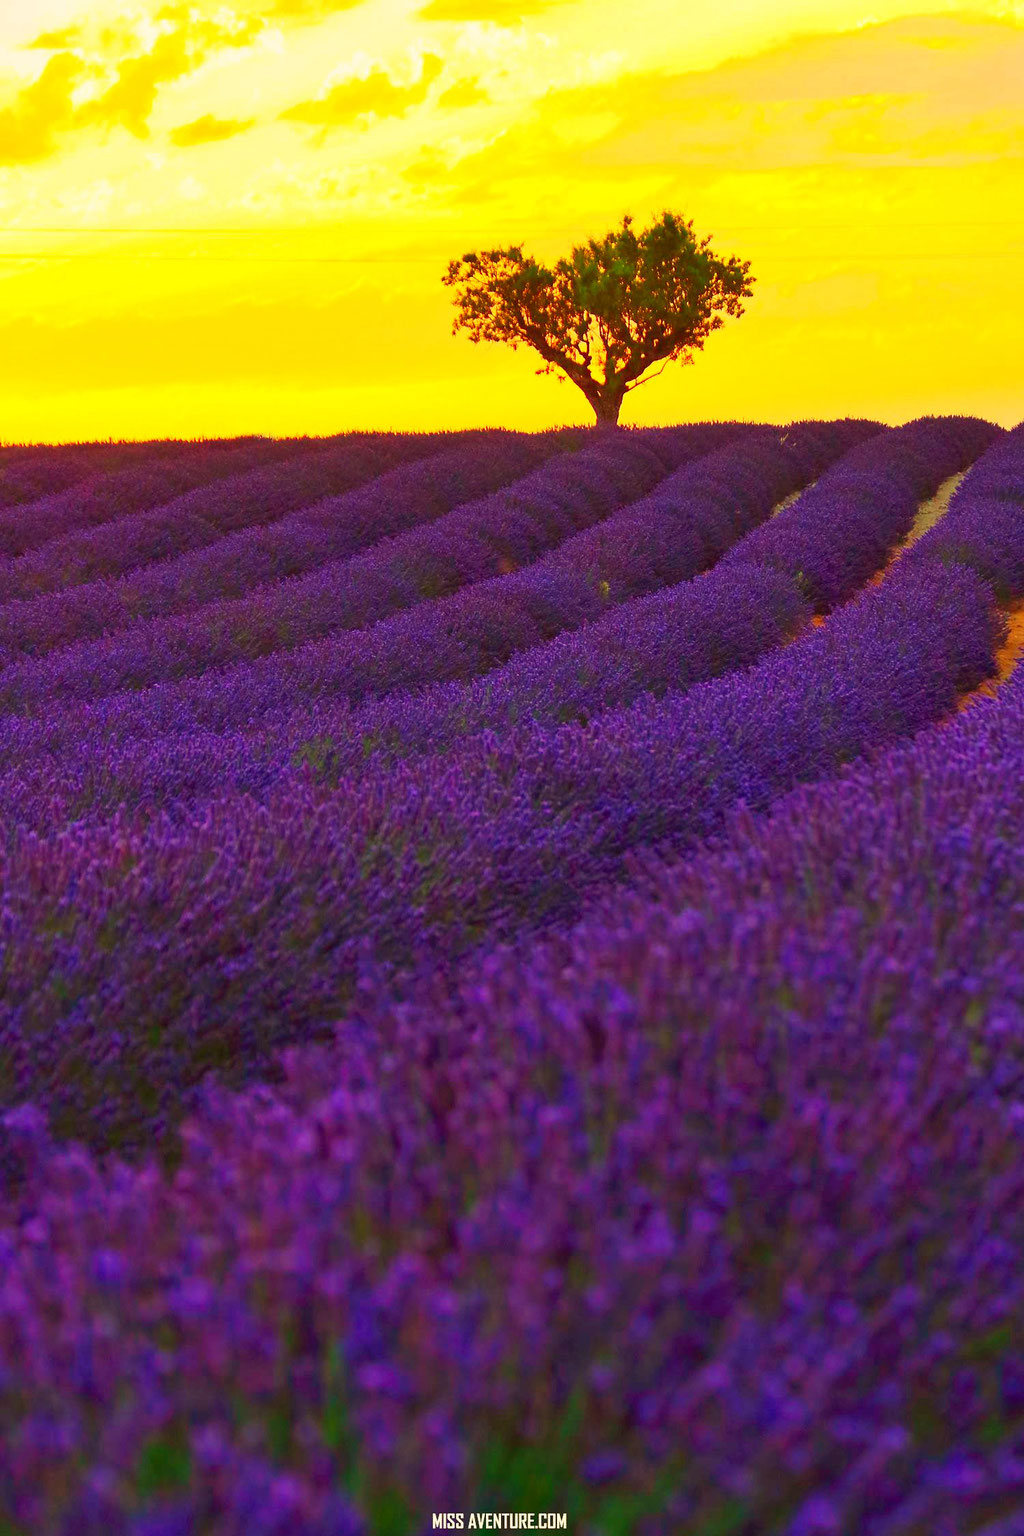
xmin=0 ymin=420 xmax=1022 ymax=1535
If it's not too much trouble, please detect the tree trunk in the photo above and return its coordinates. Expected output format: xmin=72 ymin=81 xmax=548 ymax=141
xmin=591 ymin=390 xmax=623 ymax=426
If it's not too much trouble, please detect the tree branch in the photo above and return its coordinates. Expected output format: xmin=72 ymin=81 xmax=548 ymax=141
xmin=622 ymin=359 xmax=674 ymax=395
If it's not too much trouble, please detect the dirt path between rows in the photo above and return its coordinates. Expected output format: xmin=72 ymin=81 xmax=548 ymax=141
xmin=958 ymin=598 xmax=1024 ymax=711
xmin=808 ymin=469 xmax=969 ymax=630
xmin=802 ymin=466 xmax=1024 ymax=708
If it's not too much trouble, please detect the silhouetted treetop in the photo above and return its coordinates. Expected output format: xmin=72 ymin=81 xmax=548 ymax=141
xmin=443 ymin=210 xmax=755 ymax=425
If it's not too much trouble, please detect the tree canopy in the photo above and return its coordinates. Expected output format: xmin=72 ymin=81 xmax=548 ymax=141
xmin=443 ymin=210 xmax=755 ymax=426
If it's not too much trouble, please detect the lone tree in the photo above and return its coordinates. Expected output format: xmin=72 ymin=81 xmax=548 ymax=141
xmin=443 ymin=210 xmax=754 ymax=427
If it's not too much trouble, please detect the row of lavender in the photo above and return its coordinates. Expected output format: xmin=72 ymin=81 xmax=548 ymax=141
xmin=0 ymin=422 xmax=1014 ymax=1168
xmin=0 ymin=436 xmax=313 ymax=559
xmin=0 ymin=423 xmax=694 ymax=522
xmin=0 ymin=441 xmax=1022 ymax=1532
xmin=0 ymin=434 xmax=271 ymax=515
xmin=0 ymin=416 xmax=860 ymax=781
xmin=141 ymin=414 xmax=992 ymax=796
xmin=0 ymin=415 xmax=985 ymax=832
xmin=0 ymin=429 xmax=558 ymax=605
xmin=0 ymin=424 xmax=741 ymax=616
xmin=0 ymin=420 xmax=779 ymax=770
xmin=0 ymin=426 xmax=729 ymax=663
xmin=0 ymin=426 xmax=769 ymax=711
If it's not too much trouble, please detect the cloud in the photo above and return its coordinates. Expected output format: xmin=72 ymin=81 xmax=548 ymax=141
xmin=0 ymin=51 xmax=86 ymax=165
xmin=435 ymin=11 xmax=1024 ymax=203
xmin=655 ymin=12 xmax=1024 ymax=110
xmin=169 ymin=113 xmax=256 ymax=147
xmin=74 ymin=11 xmax=263 ymax=140
xmin=417 ymin=0 xmax=568 ymax=19
xmin=25 ymin=27 xmax=83 ymax=51
xmin=0 ymin=7 xmax=266 ymax=162
xmin=281 ymin=54 xmax=444 ymax=131
xmin=77 ymin=29 xmax=193 ymax=138
xmin=418 ymin=0 xmax=568 ymax=20
xmin=260 ymin=0 xmax=364 ymax=17
xmin=439 ymin=76 xmax=491 ymax=108
xmin=402 ymin=147 xmax=455 ymax=184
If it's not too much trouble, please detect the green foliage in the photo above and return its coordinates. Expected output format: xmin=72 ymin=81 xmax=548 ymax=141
xmin=475 ymin=1387 xmax=586 ymax=1510
xmin=290 ymin=735 xmax=337 ymax=776
xmin=693 ymin=1500 xmax=753 ymax=1536
xmin=471 ymin=1390 xmax=691 ymax=1533
xmin=965 ymin=1321 xmax=1015 ymax=1361
xmin=135 ymin=1430 xmax=193 ymax=1498
xmin=443 ymin=210 xmax=754 ymax=424
xmin=363 ymin=1485 xmax=416 ymax=1536
xmin=321 ymin=1367 xmax=354 ymax=1462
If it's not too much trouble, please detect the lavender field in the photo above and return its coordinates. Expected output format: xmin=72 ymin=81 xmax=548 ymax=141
xmin=0 ymin=417 xmax=1022 ymax=1535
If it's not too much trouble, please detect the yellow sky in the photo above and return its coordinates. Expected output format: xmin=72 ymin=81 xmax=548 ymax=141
xmin=0 ymin=0 xmax=1021 ymax=441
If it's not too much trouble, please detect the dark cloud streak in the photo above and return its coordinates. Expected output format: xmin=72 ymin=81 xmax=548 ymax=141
xmin=169 ymin=113 xmax=256 ymax=148
xmin=418 ymin=0 xmax=570 ymax=22
xmin=25 ymin=27 xmax=83 ymax=51
xmin=0 ymin=52 xmax=86 ymax=165
xmin=281 ymin=55 xmax=444 ymax=132
xmin=2 ymin=8 xmax=264 ymax=162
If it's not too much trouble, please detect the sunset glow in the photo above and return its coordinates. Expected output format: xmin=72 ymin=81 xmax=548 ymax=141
xmin=0 ymin=0 xmax=1021 ymax=441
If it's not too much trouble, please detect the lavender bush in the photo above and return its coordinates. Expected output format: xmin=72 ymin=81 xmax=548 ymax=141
xmin=0 ymin=436 xmax=229 ymax=511
xmin=0 ymin=541 xmax=1008 ymax=1161
xmin=0 ymin=433 xmax=574 ymax=661
xmin=0 ymin=432 xmax=472 ymax=605
xmin=0 ymin=416 xmax=1020 ymax=1536
xmin=0 ymin=437 xmax=307 ymax=559
xmin=0 ymin=435 xmax=670 ymax=712
xmin=720 ymin=415 xmax=1000 ymax=608
xmin=0 ymin=563 xmax=809 ymax=832
xmin=0 ymin=415 xmax=986 ymax=830
xmin=0 ymin=419 xmax=891 ymax=828
xmin=0 ymin=605 xmax=1021 ymax=1535
xmin=0 ymin=446 xmax=101 ymax=509
xmin=905 ymin=426 xmax=1024 ymax=601
xmin=0 ymin=419 xmax=864 ymax=744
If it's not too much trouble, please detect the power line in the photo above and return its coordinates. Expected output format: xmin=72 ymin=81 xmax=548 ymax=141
xmin=0 ymin=253 xmax=440 ymax=263
xmin=1 ymin=250 xmax=1021 ymax=264
xmin=1 ymin=220 xmax=1022 ymax=265
xmin=3 ymin=220 xmax=1024 ymax=234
